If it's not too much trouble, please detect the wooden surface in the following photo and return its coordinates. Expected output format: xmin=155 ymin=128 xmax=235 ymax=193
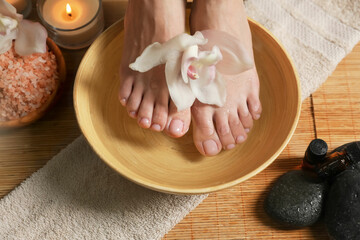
xmin=0 ymin=1 xmax=359 ymax=239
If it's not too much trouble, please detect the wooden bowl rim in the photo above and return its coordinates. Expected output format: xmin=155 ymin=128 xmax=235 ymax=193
xmin=74 ymin=18 xmax=302 ymax=194
xmin=0 ymin=38 xmax=66 ymax=129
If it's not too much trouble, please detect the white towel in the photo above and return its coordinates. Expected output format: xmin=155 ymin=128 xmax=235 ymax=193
xmin=245 ymin=0 xmax=360 ymax=100
xmin=0 ymin=0 xmax=359 ymax=239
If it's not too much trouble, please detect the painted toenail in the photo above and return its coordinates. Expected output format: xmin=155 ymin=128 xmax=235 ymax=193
xmin=203 ymin=140 xmax=218 ymax=155
xmin=169 ymin=119 xmax=184 ymax=135
xmin=120 ymin=98 xmax=127 ymax=106
xmin=245 ymin=128 xmax=250 ymax=133
xmin=139 ymin=118 xmax=150 ymax=127
xmin=151 ymin=124 xmax=161 ymax=131
xmin=129 ymin=111 xmax=137 ymax=118
xmin=255 ymin=114 xmax=261 ymax=120
xmin=236 ymin=135 xmax=245 ymax=143
xmin=227 ymin=144 xmax=235 ymax=150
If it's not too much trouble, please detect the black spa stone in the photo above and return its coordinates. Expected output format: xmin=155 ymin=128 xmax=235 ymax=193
xmin=264 ymin=170 xmax=327 ymax=227
xmin=325 ymin=170 xmax=360 ymax=240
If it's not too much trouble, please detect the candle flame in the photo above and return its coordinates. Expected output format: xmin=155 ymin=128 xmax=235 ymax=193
xmin=66 ymin=3 xmax=72 ymax=16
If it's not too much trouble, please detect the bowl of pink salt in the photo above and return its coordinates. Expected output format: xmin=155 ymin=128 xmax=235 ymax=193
xmin=0 ymin=38 xmax=66 ymax=128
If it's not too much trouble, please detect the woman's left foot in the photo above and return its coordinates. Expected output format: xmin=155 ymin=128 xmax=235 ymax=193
xmin=190 ymin=0 xmax=262 ymax=156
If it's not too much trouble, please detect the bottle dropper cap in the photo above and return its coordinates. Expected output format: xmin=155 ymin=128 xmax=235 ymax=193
xmin=305 ymin=139 xmax=328 ymax=165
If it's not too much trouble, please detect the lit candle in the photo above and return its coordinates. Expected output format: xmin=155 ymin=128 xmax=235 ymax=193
xmin=37 ymin=0 xmax=104 ymax=49
xmin=6 ymin=0 xmax=31 ymax=17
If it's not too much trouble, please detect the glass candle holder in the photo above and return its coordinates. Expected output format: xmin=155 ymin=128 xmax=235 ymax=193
xmin=37 ymin=0 xmax=104 ymax=50
xmin=6 ymin=0 xmax=32 ymax=18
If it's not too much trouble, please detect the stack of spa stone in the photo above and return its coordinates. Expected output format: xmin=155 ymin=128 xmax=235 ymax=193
xmin=264 ymin=140 xmax=360 ymax=240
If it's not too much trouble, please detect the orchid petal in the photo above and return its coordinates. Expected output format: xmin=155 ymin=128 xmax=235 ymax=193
xmin=0 ymin=14 xmax=17 ymax=35
xmin=129 ymin=32 xmax=207 ymax=73
xmin=181 ymin=45 xmax=198 ymax=83
xmin=0 ymin=29 xmax=16 ymax=54
xmin=0 ymin=0 xmax=22 ymax=21
xmin=168 ymin=31 xmax=207 ymax=51
xmin=190 ymin=68 xmax=226 ymax=107
xmin=197 ymin=45 xmax=223 ymax=66
xmin=128 ymin=42 xmax=163 ymax=72
xmin=200 ymin=29 xmax=254 ymax=75
xmin=14 ymin=20 xmax=47 ymax=56
xmin=165 ymin=51 xmax=196 ymax=111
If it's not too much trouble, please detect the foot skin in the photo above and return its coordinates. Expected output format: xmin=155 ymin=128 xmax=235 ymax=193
xmin=119 ymin=0 xmax=191 ymax=137
xmin=190 ymin=0 xmax=262 ymax=156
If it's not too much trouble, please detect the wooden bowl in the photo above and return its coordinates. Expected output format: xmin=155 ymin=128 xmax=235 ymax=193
xmin=74 ymin=19 xmax=301 ymax=194
xmin=0 ymin=38 xmax=66 ymax=128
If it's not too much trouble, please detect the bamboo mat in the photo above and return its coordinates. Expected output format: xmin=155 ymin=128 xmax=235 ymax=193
xmin=0 ymin=0 xmax=359 ymax=239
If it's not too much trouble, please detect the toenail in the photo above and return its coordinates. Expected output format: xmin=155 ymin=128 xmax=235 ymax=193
xmin=169 ymin=119 xmax=184 ymax=135
xmin=245 ymin=128 xmax=250 ymax=133
xmin=120 ymin=98 xmax=127 ymax=106
xmin=226 ymin=144 xmax=235 ymax=150
xmin=129 ymin=111 xmax=137 ymax=118
xmin=203 ymin=140 xmax=219 ymax=156
xmin=236 ymin=135 xmax=245 ymax=143
xmin=151 ymin=124 xmax=161 ymax=131
xmin=253 ymin=104 xmax=259 ymax=111
xmin=139 ymin=118 xmax=150 ymax=127
xmin=255 ymin=114 xmax=261 ymax=120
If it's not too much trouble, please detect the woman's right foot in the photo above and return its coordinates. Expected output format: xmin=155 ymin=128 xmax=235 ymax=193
xmin=119 ymin=0 xmax=191 ymax=137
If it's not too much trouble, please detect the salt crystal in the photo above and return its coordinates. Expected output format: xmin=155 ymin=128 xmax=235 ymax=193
xmin=38 ymin=57 xmax=46 ymax=63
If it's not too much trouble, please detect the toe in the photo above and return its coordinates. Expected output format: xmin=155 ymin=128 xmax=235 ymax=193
xmin=164 ymin=101 xmax=191 ymax=138
xmin=151 ymin=96 xmax=169 ymax=132
xmin=192 ymin=104 xmax=221 ymax=156
xmin=126 ymin=81 xmax=144 ymax=119
xmin=228 ymin=112 xmax=247 ymax=144
xmin=137 ymin=91 xmax=155 ymax=129
xmin=238 ymin=98 xmax=253 ymax=133
xmin=202 ymin=139 xmax=220 ymax=156
xmin=248 ymin=94 xmax=262 ymax=120
xmin=238 ymin=104 xmax=253 ymax=134
xmin=119 ymin=73 xmax=134 ymax=106
xmin=214 ymin=111 xmax=236 ymax=150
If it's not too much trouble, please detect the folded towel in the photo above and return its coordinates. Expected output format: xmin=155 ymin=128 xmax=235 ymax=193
xmin=0 ymin=136 xmax=207 ymax=239
xmin=0 ymin=0 xmax=359 ymax=239
xmin=245 ymin=0 xmax=360 ymax=100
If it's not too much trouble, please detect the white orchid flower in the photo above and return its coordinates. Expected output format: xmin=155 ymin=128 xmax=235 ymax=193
xmin=129 ymin=30 xmax=254 ymax=111
xmin=0 ymin=0 xmax=47 ymax=56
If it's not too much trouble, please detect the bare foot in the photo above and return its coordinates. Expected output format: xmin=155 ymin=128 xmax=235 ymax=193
xmin=119 ymin=0 xmax=191 ymax=137
xmin=190 ymin=0 xmax=262 ymax=156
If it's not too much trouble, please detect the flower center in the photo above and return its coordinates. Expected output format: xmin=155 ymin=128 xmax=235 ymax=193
xmin=187 ymin=65 xmax=199 ymax=80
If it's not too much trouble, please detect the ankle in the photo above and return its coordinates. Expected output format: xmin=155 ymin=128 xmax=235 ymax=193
xmin=190 ymin=0 xmax=251 ymax=49
xmin=126 ymin=0 xmax=186 ymax=40
xmin=191 ymin=1 xmax=236 ymax=33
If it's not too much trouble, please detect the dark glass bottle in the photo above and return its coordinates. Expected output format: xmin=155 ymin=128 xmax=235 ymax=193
xmin=303 ymin=140 xmax=360 ymax=179
xmin=316 ymin=141 xmax=360 ymax=179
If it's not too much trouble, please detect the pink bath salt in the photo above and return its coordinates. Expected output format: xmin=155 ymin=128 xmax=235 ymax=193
xmin=0 ymin=42 xmax=59 ymax=121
